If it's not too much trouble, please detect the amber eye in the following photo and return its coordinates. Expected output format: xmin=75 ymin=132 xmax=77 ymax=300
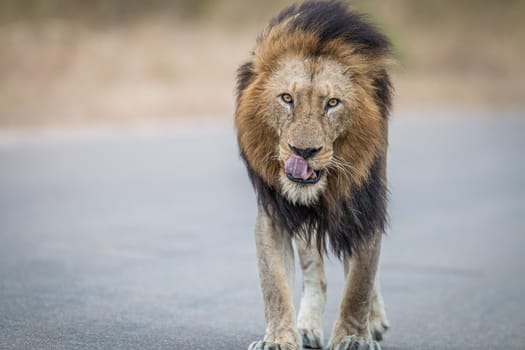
xmin=281 ymin=93 xmax=294 ymax=104
xmin=327 ymin=98 xmax=340 ymax=108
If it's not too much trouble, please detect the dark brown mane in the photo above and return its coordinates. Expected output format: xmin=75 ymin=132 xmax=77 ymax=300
xmin=235 ymin=0 xmax=393 ymax=258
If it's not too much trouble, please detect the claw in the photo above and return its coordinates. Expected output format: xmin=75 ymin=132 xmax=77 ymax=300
xmin=300 ymin=329 xmax=323 ymax=349
xmin=247 ymin=340 xmax=299 ymax=350
xmin=329 ymin=336 xmax=381 ymax=350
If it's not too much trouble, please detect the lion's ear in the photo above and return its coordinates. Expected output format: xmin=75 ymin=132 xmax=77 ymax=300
xmin=236 ymin=61 xmax=256 ymax=101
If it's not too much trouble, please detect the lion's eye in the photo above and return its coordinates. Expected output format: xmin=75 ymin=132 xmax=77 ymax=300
xmin=280 ymin=93 xmax=294 ymax=104
xmin=327 ymin=98 xmax=340 ymax=108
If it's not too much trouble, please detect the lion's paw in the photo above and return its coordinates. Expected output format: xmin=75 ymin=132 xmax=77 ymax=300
xmin=328 ymin=336 xmax=381 ymax=350
xmin=248 ymin=340 xmax=299 ymax=350
xmin=370 ymin=316 xmax=389 ymax=341
xmin=299 ymin=328 xmax=323 ymax=349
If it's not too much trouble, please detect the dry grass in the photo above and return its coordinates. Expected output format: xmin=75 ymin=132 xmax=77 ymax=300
xmin=0 ymin=19 xmax=256 ymax=128
xmin=1 ymin=1 xmax=524 ymax=129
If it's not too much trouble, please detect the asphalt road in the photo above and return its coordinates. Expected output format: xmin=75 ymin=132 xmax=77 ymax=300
xmin=1 ymin=112 xmax=524 ymax=350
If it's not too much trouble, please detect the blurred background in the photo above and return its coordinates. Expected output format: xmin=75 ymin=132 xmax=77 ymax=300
xmin=1 ymin=0 xmax=524 ymax=129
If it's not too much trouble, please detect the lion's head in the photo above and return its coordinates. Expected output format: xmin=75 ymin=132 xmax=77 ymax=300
xmin=235 ymin=0 xmax=393 ymax=256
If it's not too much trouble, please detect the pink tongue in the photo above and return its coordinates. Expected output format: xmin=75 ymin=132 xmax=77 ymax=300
xmin=285 ymin=154 xmax=314 ymax=180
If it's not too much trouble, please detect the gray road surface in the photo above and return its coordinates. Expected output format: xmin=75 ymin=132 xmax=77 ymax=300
xmin=1 ymin=112 xmax=525 ymax=349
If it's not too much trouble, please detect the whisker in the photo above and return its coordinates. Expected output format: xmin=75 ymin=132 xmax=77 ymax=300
xmin=331 ymin=155 xmax=357 ymax=174
xmin=261 ymin=153 xmax=280 ymax=164
xmin=327 ymin=155 xmax=356 ymax=183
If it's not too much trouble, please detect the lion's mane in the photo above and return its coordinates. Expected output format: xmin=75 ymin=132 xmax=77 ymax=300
xmin=235 ymin=0 xmax=393 ymax=258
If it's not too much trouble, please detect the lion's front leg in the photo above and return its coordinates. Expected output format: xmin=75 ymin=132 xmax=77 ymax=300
xmin=249 ymin=207 xmax=301 ymax=350
xmin=328 ymin=233 xmax=383 ymax=350
xmin=297 ymin=236 xmax=326 ymax=349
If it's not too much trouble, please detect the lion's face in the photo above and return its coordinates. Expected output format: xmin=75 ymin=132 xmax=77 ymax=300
xmin=263 ymin=57 xmax=348 ymax=204
xmin=247 ymin=56 xmax=382 ymax=205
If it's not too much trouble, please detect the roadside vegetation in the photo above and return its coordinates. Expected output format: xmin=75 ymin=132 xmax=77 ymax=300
xmin=1 ymin=0 xmax=523 ymax=128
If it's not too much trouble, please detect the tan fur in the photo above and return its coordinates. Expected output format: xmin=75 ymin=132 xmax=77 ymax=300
xmin=239 ymin=4 xmax=393 ymax=350
xmin=250 ymin=208 xmax=300 ymax=350
xmin=297 ymin=237 xmax=326 ymax=348
xmin=330 ymin=234 xmax=382 ymax=348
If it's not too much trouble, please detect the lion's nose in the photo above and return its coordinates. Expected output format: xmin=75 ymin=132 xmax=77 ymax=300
xmin=288 ymin=144 xmax=323 ymax=159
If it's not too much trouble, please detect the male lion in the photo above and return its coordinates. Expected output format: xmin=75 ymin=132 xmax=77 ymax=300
xmin=235 ymin=1 xmax=393 ymax=349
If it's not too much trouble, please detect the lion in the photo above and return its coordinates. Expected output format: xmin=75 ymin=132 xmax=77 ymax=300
xmin=234 ymin=1 xmax=393 ymax=349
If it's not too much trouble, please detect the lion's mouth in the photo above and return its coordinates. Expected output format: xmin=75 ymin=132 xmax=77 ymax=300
xmin=286 ymin=169 xmax=322 ymax=184
xmin=284 ymin=154 xmax=323 ymax=185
